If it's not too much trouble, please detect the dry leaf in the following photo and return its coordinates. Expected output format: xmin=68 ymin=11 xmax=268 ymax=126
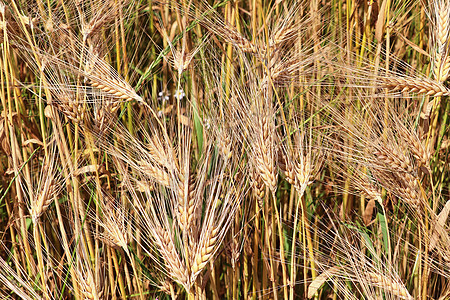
xmin=339 ymin=201 xmax=345 ymax=221
xmin=1 ymin=137 xmax=11 ymax=155
xmin=22 ymin=139 xmax=44 ymax=147
xmin=0 ymin=119 xmax=10 ymax=155
xmin=420 ymin=99 xmax=436 ymax=120
xmin=391 ymin=27 xmax=430 ymax=58
xmin=363 ymin=199 xmax=376 ymax=226
xmin=441 ymin=138 xmax=449 ymax=150
xmin=44 ymin=105 xmax=55 ymax=120
xmin=74 ymin=165 xmax=99 ymax=176
xmin=83 ymin=147 xmax=100 ymax=156
xmin=164 ymin=104 xmax=174 ymax=114
xmin=136 ymin=180 xmax=153 ymax=192
xmin=308 ymin=266 xmax=342 ymax=298
xmin=375 ymin=0 xmax=387 ymax=41
xmin=179 ymin=114 xmax=192 ymax=127
xmin=430 ymin=200 xmax=450 ymax=250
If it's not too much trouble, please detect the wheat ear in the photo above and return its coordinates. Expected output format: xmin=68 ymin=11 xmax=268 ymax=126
xmin=96 ymin=198 xmax=129 ymax=250
xmin=380 ymin=76 xmax=450 ymax=96
xmin=373 ymin=144 xmax=415 ymax=175
xmin=137 ymin=160 xmax=171 ymax=187
xmin=154 ymin=227 xmax=189 ymax=285
xmin=86 ymin=59 xmax=142 ymax=103
xmin=30 ymin=178 xmax=56 ymax=224
xmin=79 ymin=269 xmax=102 ymax=300
xmin=190 ymin=227 xmax=220 ymax=279
xmin=433 ymin=0 xmax=450 ymax=82
xmin=366 ymin=272 xmax=413 ymax=300
xmin=176 ymin=172 xmax=196 ymax=231
xmin=252 ymin=115 xmax=278 ymax=192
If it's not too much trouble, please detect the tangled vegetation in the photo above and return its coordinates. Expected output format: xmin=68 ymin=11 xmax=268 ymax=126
xmin=1 ymin=0 xmax=450 ymax=299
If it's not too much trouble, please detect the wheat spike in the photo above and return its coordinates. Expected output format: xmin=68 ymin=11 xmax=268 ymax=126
xmin=154 ymin=227 xmax=188 ymax=285
xmin=137 ymin=160 xmax=171 ymax=187
xmin=433 ymin=0 xmax=450 ymax=82
xmin=380 ymin=76 xmax=450 ymax=96
xmin=93 ymin=96 xmax=123 ymax=131
xmin=80 ymin=270 xmax=102 ymax=300
xmin=397 ymin=123 xmax=431 ymax=169
xmin=84 ymin=52 xmax=143 ymax=103
xmin=360 ymin=179 xmax=383 ymax=205
xmin=367 ymin=272 xmax=412 ymax=300
xmin=191 ymin=227 xmax=220 ymax=279
xmin=217 ymin=128 xmax=233 ymax=160
xmin=176 ymin=172 xmax=196 ymax=231
xmin=252 ymin=115 xmax=278 ymax=192
xmin=269 ymin=24 xmax=297 ymax=50
xmin=399 ymin=173 xmax=422 ymax=206
xmin=201 ymin=17 xmax=261 ymax=54
xmin=97 ymin=199 xmax=129 ymax=250
xmin=285 ymin=154 xmax=316 ymax=196
xmin=48 ymin=90 xmax=86 ymax=124
xmin=30 ymin=178 xmax=56 ymax=224
xmin=373 ymin=144 xmax=415 ymax=175
xmin=222 ymin=24 xmax=261 ymax=54
xmin=307 ymin=266 xmax=342 ymax=298
xmin=25 ymin=150 xmax=60 ymax=224
xmin=250 ymin=170 xmax=265 ymax=208
xmin=430 ymin=200 xmax=450 ymax=251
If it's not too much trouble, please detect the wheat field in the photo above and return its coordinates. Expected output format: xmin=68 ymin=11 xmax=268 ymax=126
xmin=0 ymin=0 xmax=449 ymax=299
